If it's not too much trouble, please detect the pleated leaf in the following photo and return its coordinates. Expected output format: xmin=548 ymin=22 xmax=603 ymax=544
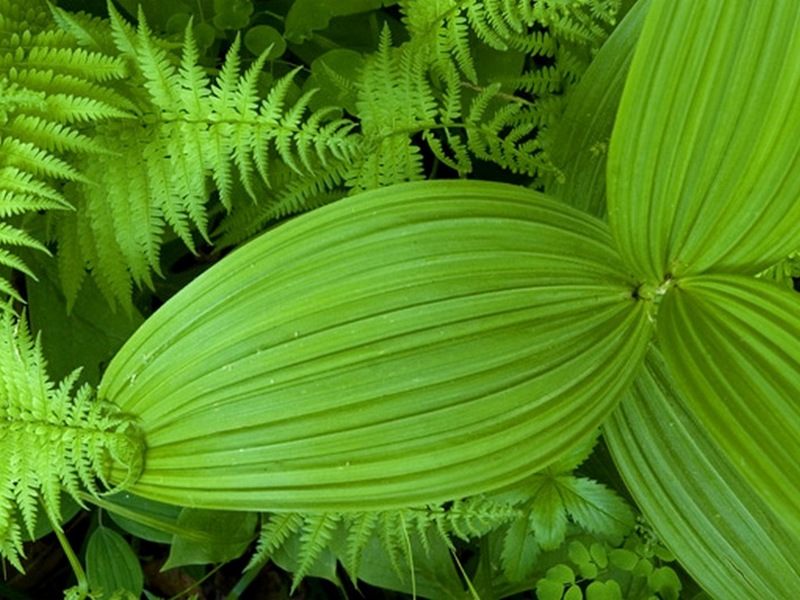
xmin=99 ymin=180 xmax=652 ymax=512
xmin=546 ymin=0 xmax=650 ymax=219
xmin=657 ymin=275 xmax=800 ymax=538
xmin=605 ymin=347 xmax=800 ymax=598
xmin=607 ymin=1 xmax=800 ymax=281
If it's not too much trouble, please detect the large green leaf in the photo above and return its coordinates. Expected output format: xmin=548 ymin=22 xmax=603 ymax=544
xmin=99 ymin=180 xmax=652 ymax=512
xmin=657 ymin=275 xmax=800 ymax=537
xmin=607 ymin=1 xmax=800 ymax=281
xmin=605 ymin=347 xmax=800 ymax=598
xmin=546 ymin=0 xmax=650 ymax=219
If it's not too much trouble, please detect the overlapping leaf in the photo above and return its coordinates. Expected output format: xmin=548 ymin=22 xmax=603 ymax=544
xmin=99 ymin=180 xmax=651 ymax=512
xmin=605 ymin=347 xmax=800 ymax=598
xmin=657 ymin=275 xmax=800 ymax=538
xmin=607 ymin=1 xmax=800 ymax=280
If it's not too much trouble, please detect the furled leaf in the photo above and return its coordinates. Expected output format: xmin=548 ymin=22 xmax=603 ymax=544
xmin=99 ymin=180 xmax=651 ymax=512
xmin=86 ymin=525 xmax=143 ymax=600
xmin=607 ymin=1 xmax=800 ymax=280
xmin=604 ymin=345 xmax=800 ymax=598
xmin=657 ymin=275 xmax=800 ymax=539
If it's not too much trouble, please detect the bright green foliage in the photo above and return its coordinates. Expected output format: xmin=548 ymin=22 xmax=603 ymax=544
xmin=529 ymin=529 xmax=681 ymax=600
xmin=2 ymin=0 xmax=621 ymax=311
xmin=494 ymin=431 xmax=633 ymax=579
xmin=608 ymin=1 xmax=800 ymax=279
xmin=220 ymin=0 xmax=623 ymax=244
xmin=606 ymin=347 xmax=800 ymax=599
xmin=55 ymin=3 xmax=358 ymax=312
xmin=1 ymin=1 xmax=799 ymax=598
xmin=0 ymin=310 xmax=144 ymax=571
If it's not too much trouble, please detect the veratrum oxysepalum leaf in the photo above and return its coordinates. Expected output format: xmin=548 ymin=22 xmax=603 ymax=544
xmin=657 ymin=275 xmax=800 ymax=539
xmin=546 ymin=0 xmax=650 ymax=220
xmin=99 ymin=180 xmax=652 ymax=512
xmin=607 ymin=1 xmax=800 ymax=281
xmin=605 ymin=347 xmax=800 ymax=598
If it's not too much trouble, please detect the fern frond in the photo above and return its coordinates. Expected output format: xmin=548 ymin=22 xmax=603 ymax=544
xmin=0 ymin=311 xmax=144 ymax=571
xmin=467 ymin=99 xmax=556 ymax=177
xmin=48 ymin=3 xmax=120 ymax=55
xmin=291 ymin=513 xmax=341 ymax=590
xmin=0 ymin=167 xmax=69 ymax=214
xmin=340 ymin=511 xmax=379 ymax=581
xmin=1 ymin=3 xmax=133 ymax=302
xmin=246 ymin=512 xmax=304 ymax=571
xmin=133 ymin=9 xmax=180 ymax=111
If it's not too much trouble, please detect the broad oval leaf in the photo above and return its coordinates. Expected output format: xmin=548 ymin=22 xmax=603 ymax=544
xmin=605 ymin=347 xmax=800 ymax=598
xmin=99 ymin=180 xmax=652 ymax=511
xmin=607 ymin=1 xmax=800 ymax=281
xmin=657 ymin=275 xmax=800 ymax=538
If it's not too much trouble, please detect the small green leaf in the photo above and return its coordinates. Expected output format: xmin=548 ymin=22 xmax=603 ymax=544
xmin=536 ymin=578 xmax=565 ymax=600
xmin=567 ymin=540 xmax=590 ymax=567
xmin=586 ymin=580 xmax=622 ymax=600
xmin=559 ymin=477 xmax=634 ymax=538
xmin=501 ymin=514 xmax=540 ymax=582
xmin=648 ymin=567 xmax=682 ymax=600
xmin=547 ymin=564 xmax=575 ymax=586
xmin=564 ymin=584 xmax=583 ymax=600
xmin=530 ymin=482 xmax=568 ymax=550
xmin=590 ymin=542 xmax=607 ymax=569
xmin=163 ymin=508 xmax=257 ymax=569
xmin=212 ymin=0 xmax=252 ymax=30
xmin=244 ymin=25 xmax=285 ymax=60
xmin=284 ymin=0 xmax=384 ymax=43
xmin=609 ymin=548 xmax=638 ymax=571
xmin=86 ymin=525 xmax=143 ymax=600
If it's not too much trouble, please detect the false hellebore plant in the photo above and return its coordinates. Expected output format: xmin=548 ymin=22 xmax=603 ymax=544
xmin=2 ymin=1 xmax=800 ymax=598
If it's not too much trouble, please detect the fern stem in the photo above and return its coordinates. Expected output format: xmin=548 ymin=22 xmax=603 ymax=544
xmin=461 ymin=81 xmax=537 ymax=107
xmin=51 ymin=521 xmax=88 ymax=599
xmin=225 ymin=562 xmax=266 ymax=600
